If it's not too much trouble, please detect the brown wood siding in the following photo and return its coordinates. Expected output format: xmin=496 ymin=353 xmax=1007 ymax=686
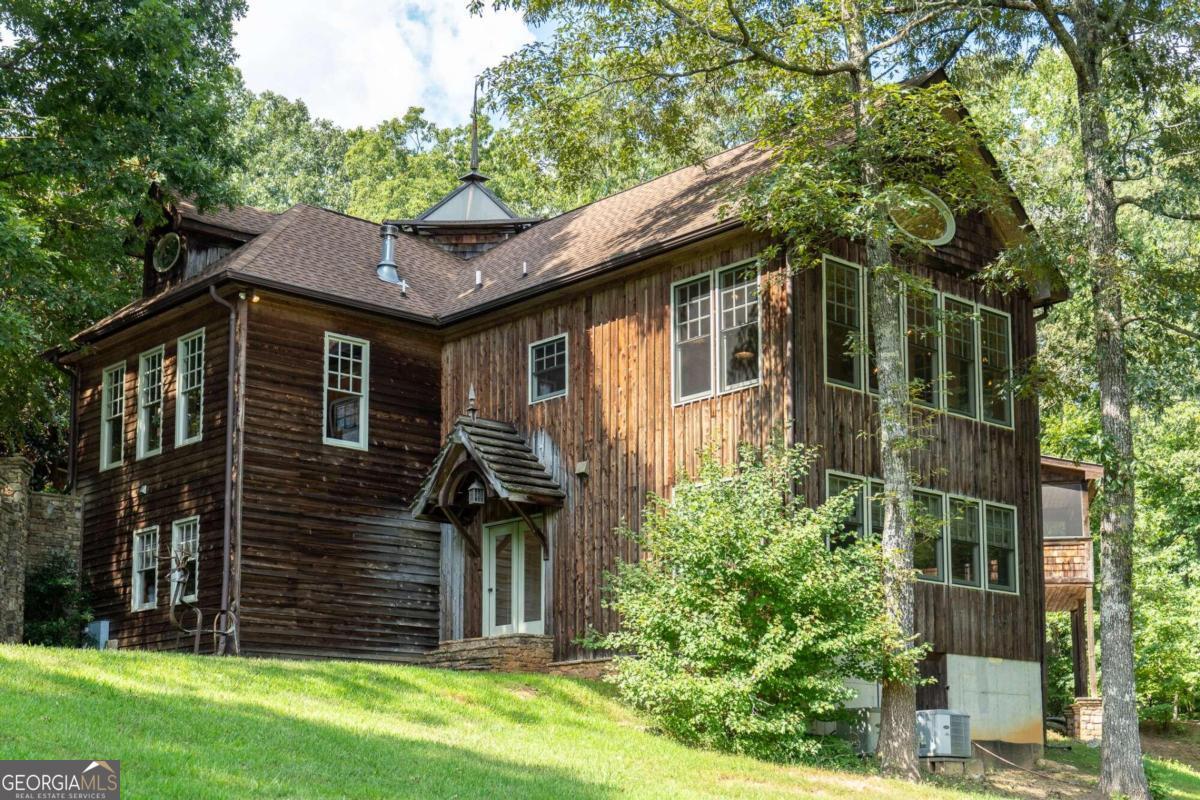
xmin=795 ymin=231 xmax=1044 ymax=663
xmin=237 ymin=293 xmax=444 ymax=662
xmin=441 ymin=232 xmax=793 ymax=660
xmin=73 ymin=296 xmax=231 ymax=652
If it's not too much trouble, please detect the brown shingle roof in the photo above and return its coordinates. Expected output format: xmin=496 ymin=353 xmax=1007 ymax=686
xmin=72 ymin=141 xmax=773 ymax=344
xmin=177 ymin=198 xmax=279 ymax=235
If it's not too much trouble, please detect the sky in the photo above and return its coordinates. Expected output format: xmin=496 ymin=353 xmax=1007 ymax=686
xmin=234 ymin=1 xmax=538 ymax=130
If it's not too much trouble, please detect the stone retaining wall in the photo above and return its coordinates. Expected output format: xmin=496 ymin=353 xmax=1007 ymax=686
xmin=425 ymin=635 xmax=554 ymax=672
xmin=0 ymin=457 xmax=82 ymax=644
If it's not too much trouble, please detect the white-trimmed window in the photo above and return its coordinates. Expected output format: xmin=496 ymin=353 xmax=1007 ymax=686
xmin=948 ymin=496 xmax=982 ymax=588
xmin=132 ymin=526 xmax=159 ymax=611
xmin=913 ymin=490 xmax=946 ymax=582
xmin=136 ymin=346 xmax=164 ymax=459
xmin=985 ymin=503 xmax=1019 ymax=593
xmin=980 ymin=308 xmax=1014 ymax=426
xmin=672 ymin=261 xmax=760 ymax=403
xmin=100 ymin=362 xmax=126 ymax=470
xmin=943 ymin=296 xmax=978 ymax=418
xmin=323 ymin=332 xmax=369 ymax=449
xmin=170 ymin=516 xmax=200 ymax=603
xmin=529 ymin=334 xmax=568 ymax=403
xmin=906 ymin=286 xmax=940 ymax=408
xmin=823 ymin=256 xmax=863 ymax=389
xmin=175 ymin=329 xmax=205 ymax=446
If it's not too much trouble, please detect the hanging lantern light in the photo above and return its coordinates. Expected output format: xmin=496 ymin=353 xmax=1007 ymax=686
xmin=468 ymin=478 xmax=486 ymax=506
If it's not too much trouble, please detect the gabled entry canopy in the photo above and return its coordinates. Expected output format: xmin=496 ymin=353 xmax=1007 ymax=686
xmin=411 ymin=413 xmax=564 ymax=559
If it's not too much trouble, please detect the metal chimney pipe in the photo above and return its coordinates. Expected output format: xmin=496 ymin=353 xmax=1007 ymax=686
xmin=377 ymin=223 xmax=401 ymax=285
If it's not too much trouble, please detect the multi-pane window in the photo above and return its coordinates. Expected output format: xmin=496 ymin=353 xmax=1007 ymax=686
xmin=672 ymin=263 xmax=761 ymax=403
xmin=674 ymin=275 xmax=713 ymax=402
xmin=100 ymin=363 xmax=125 ymax=470
xmin=827 ymin=473 xmax=865 ymax=548
xmin=176 ymin=329 xmax=205 ymax=446
xmin=718 ymin=266 xmax=760 ymax=391
xmin=323 ymin=333 xmax=369 ymax=449
xmin=529 ymin=334 xmax=568 ymax=403
xmin=171 ymin=517 xmax=199 ymax=603
xmin=986 ymin=504 xmax=1018 ymax=592
xmin=906 ymin=287 xmax=940 ymax=407
xmin=868 ymin=479 xmax=885 ymax=538
xmin=824 ymin=257 xmax=862 ymax=389
xmin=944 ymin=297 xmax=978 ymax=418
xmin=132 ymin=526 xmax=158 ymax=611
xmin=137 ymin=346 xmax=164 ymax=459
xmin=913 ymin=490 xmax=946 ymax=582
xmin=981 ymin=309 xmax=1013 ymax=426
xmin=948 ymin=497 xmax=982 ymax=588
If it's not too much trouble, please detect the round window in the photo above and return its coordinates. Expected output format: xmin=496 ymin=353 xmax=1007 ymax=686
xmin=888 ymin=186 xmax=955 ymax=246
xmin=152 ymin=232 xmax=183 ymax=273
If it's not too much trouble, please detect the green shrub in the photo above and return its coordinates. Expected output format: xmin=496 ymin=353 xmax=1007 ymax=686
xmin=1044 ymin=612 xmax=1075 ymax=718
xmin=23 ymin=553 xmax=93 ymax=647
xmin=594 ymin=442 xmax=920 ymax=763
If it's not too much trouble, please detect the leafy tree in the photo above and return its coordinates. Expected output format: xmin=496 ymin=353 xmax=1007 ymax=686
xmin=482 ymin=0 xmax=1017 ymax=777
xmin=23 ymin=552 xmax=92 ymax=647
xmin=1 ymin=0 xmax=246 ymax=486
xmin=596 ymin=443 xmax=919 ymax=764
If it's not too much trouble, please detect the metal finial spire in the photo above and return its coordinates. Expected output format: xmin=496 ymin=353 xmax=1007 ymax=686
xmin=467 ymin=384 xmax=477 ymax=420
xmin=469 ymin=78 xmax=480 ymax=173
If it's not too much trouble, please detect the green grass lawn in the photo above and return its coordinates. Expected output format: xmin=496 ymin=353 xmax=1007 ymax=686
xmin=3 ymin=645 xmax=1198 ymax=799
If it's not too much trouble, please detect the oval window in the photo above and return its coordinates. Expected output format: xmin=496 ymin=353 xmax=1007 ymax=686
xmin=889 ymin=186 xmax=955 ymax=246
xmin=152 ymin=232 xmax=183 ymax=273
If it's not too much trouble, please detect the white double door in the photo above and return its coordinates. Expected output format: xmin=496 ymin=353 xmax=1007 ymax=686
xmin=483 ymin=519 xmax=546 ymax=636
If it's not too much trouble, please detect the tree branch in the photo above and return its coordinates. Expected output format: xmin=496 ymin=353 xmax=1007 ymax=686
xmin=1030 ymin=0 xmax=1086 ymax=79
xmin=1122 ymin=316 xmax=1200 ymax=341
xmin=1116 ymin=195 xmax=1200 ymax=221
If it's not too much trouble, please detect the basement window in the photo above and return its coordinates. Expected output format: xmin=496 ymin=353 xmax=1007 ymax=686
xmin=529 ymin=334 xmax=568 ymax=403
xmin=100 ymin=362 xmax=126 ymax=471
xmin=323 ymin=332 xmax=369 ymax=450
xmin=132 ymin=526 xmax=159 ymax=611
xmin=137 ymin=346 xmax=164 ymax=459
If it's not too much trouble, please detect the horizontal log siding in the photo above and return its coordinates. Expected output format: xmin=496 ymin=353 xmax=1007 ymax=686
xmin=442 ymin=233 xmax=792 ymax=661
xmin=796 ymin=227 xmax=1044 ymax=663
xmin=237 ymin=293 xmax=443 ymax=662
xmin=74 ymin=295 xmax=231 ymax=652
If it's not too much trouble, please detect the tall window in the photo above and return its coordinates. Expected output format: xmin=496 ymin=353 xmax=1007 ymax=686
xmin=100 ymin=363 xmax=125 ymax=470
xmin=171 ymin=517 xmax=200 ymax=603
xmin=132 ymin=526 xmax=158 ymax=611
xmin=672 ymin=262 xmax=761 ymax=403
xmin=981 ymin=309 xmax=1013 ymax=426
xmin=986 ymin=504 xmax=1018 ymax=592
xmin=868 ymin=479 xmax=885 ymax=538
xmin=913 ymin=490 xmax=945 ymax=582
xmin=137 ymin=346 xmax=164 ymax=459
xmin=906 ymin=287 xmax=940 ymax=407
xmin=529 ymin=334 xmax=568 ymax=403
xmin=718 ymin=265 xmax=760 ymax=391
xmin=673 ymin=275 xmax=713 ymax=402
xmin=176 ymin=329 xmax=205 ymax=446
xmin=827 ymin=473 xmax=865 ymax=548
xmin=824 ymin=257 xmax=862 ymax=388
xmin=323 ymin=333 xmax=369 ymax=449
xmin=944 ymin=297 xmax=978 ymax=417
xmin=948 ymin=497 xmax=982 ymax=588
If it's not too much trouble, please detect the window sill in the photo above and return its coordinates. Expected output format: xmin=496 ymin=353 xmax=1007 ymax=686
xmin=673 ymin=380 xmax=761 ymax=409
xmin=323 ymin=437 xmax=368 ymax=452
xmin=529 ymin=392 xmax=567 ymax=406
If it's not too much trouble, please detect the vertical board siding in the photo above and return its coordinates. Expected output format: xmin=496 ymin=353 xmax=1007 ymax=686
xmin=442 ymin=233 xmax=793 ymax=661
xmin=74 ymin=298 xmax=231 ymax=652
xmin=237 ymin=294 xmax=444 ymax=662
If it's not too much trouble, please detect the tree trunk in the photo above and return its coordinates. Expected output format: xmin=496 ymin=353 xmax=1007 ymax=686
xmin=843 ymin=5 xmax=919 ymax=779
xmin=1075 ymin=41 xmax=1151 ymax=800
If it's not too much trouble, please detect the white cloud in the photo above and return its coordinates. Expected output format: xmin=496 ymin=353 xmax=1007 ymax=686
xmin=234 ymin=1 xmax=535 ymax=129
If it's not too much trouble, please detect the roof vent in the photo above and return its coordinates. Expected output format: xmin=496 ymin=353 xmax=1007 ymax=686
xmin=376 ymin=223 xmax=408 ymax=295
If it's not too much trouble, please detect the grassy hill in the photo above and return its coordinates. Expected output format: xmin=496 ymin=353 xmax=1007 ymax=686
xmin=0 ymin=645 xmax=1195 ymax=799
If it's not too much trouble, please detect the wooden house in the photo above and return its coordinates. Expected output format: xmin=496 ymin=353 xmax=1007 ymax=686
xmin=55 ymin=127 xmax=1065 ymax=760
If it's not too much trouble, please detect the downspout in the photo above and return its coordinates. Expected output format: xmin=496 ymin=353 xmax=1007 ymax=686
xmin=209 ymin=285 xmax=237 ymax=654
